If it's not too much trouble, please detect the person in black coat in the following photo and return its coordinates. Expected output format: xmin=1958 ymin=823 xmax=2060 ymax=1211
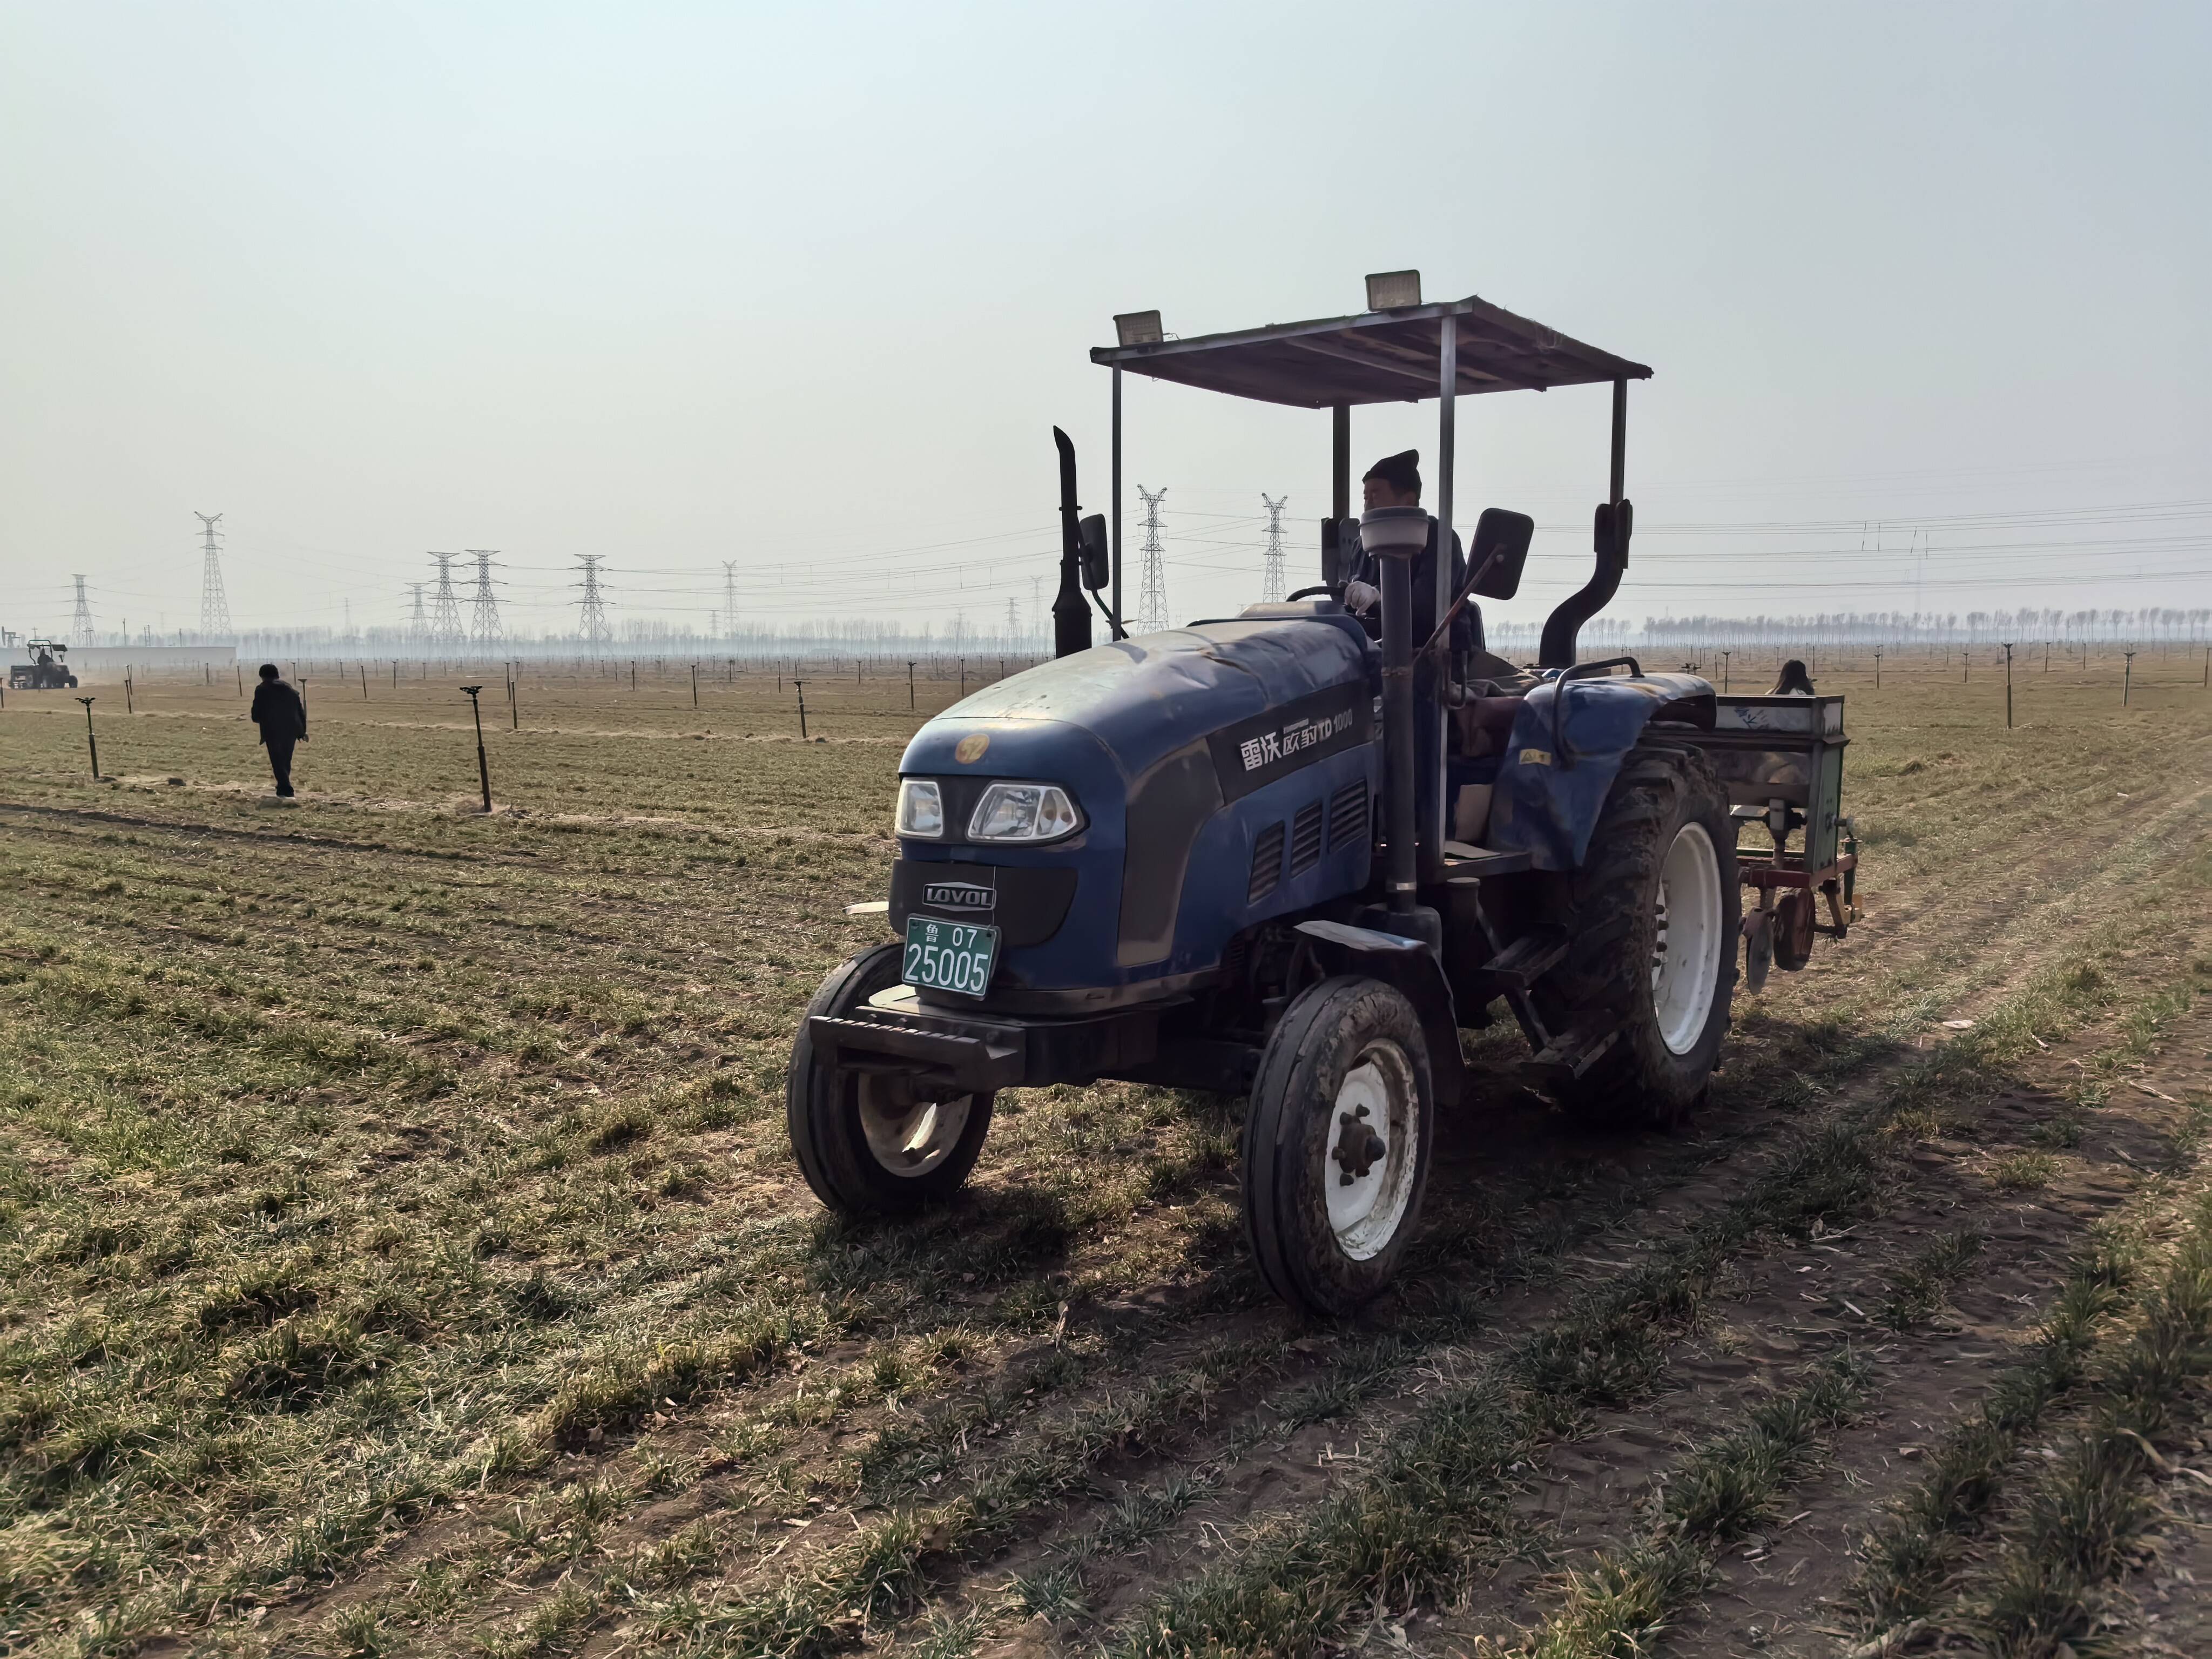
xmin=249 ymin=663 xmax=308 ymax=797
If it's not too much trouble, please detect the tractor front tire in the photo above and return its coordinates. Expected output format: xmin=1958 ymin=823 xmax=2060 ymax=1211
xmin=1536 ymin=743 xmax=1738 ymax=1131
xmin=786 ymin=943 xmax=993 ymax=1217
xmin=1242 ymin=976 xmax=1433 ymax=1316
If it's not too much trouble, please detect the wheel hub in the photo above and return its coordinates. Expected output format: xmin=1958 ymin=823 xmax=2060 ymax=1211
xmin=1323 ymin=1046 xmax=1419 ymax=1262
xmin=857 ymin=1082 xmax=973 ymax=1176
xmin=1650 ymin=820 xmax=1724 ymax=1056
xmin=1333 ymin=1105 xmax=1387 ymax=1184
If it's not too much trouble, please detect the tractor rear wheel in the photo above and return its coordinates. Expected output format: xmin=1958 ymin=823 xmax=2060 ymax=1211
xmin=1535 ymin=743 xmax=1738 ymax=1130
xmin=786 ymin=943 xmax=994 ymax=1217
xmin=1242 ymin=976 xmax=1433 ymax=1315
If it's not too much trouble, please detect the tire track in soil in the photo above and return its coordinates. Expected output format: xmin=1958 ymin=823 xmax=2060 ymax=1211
xmin=1419 ymin=994 xmax=2212 ymax=1658
xmin=316 ymin=752 xmax=2212 ymax=1659
xmin=64 ymin=756 xmax=2194 ymax=1659
xmin=895 ymin=785 xmax=2211 ymax=1657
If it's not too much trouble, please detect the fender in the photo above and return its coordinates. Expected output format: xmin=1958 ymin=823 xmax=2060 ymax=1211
xmin=1488 ymin=671 xmax=1715 ymax=871
xmin=1292 ymin=921 xmax=1465 ymax=1109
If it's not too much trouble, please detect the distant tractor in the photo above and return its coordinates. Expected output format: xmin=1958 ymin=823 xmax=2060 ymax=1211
xmin=789 ymin=277 xmax=1860 ymax=1314
xmin=9 ymin=640 xmax=78 ymax=690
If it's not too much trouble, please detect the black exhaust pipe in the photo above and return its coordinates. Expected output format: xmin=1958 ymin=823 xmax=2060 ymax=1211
xmin=1051 ymin=429 xmax=1091 ymax=659
xmin=1537 ymin=499 xmax=1630 ymax=670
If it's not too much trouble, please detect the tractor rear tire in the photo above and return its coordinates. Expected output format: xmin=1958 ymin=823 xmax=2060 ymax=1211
xmin=1535 ymin=743 xmax=1738 ymax=1131
xmin=1242 ymin=976 xmax=1433 ymax=1316
xmin=786 ymin=943 xmax=994 ymax=1217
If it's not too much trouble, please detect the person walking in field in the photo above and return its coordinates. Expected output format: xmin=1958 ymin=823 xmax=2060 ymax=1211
xmin=249 ymin=663 xmax=308 ymax=798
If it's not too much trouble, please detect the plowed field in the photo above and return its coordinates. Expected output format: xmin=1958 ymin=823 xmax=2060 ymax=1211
xmin=4 ymin=652 xmax=2209 ymax=1659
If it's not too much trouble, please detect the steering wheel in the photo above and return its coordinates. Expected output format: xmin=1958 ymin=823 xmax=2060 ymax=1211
xmin=1285 ymin=585 xmax=1337 ymax=602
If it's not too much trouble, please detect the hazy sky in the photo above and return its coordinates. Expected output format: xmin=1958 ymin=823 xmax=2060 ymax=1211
xmin=3 ymin=1 xmax=2207 ymax=642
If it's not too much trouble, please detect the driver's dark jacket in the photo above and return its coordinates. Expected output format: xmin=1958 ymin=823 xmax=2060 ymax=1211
xmin=1345 ymin=516 xmax=1475 ymax=683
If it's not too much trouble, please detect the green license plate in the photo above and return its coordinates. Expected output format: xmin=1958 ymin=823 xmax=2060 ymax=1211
xmin=902 ymin=916 xmax=999 ymax=998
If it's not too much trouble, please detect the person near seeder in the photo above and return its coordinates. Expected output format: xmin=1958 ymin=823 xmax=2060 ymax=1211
xmin=1338 ymin=448 xmax=1521 ymax=845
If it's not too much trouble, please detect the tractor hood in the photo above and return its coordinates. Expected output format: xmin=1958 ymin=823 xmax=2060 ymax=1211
xmin=900 ymin=612 xmax=1373 ymax=787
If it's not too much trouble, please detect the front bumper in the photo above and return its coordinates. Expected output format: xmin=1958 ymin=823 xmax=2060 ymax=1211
xmin=809 ymin=986 xmax=1165 ymax=1095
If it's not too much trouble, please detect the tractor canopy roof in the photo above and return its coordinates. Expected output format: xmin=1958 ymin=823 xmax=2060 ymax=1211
xmin=1090 ymin=292 xmax=1650 ymax=410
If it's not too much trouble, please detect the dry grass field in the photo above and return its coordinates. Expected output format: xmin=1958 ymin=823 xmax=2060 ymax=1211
xmin=4 ymin=649 xmax=2212 ymax=1659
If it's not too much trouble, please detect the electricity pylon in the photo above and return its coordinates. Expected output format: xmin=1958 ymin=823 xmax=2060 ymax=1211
xmin=721 ymin=560 xmax=738 ymax=642
xmin=72 ymin=575 xmax=94 ymax=647
xmin=407 ymin=583 xmax=428 ymax=651
xmin=575 ymin=555 xmax=612 ymax=655
xmin=466 ymin=551 xmax=502 ymax=651
xmin=1260 ymin=493 xmax=1287 ymax=603
xmin=194 ymin=512 xmax=233 ymax=639
xmin=1136 ymin=485 xmax=1169 ymax=634
xmin=428 ymin=554 xmax=466 ymax=652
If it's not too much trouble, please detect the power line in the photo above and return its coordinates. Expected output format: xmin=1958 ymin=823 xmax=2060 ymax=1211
xmin=1260 ymin=493 xmax=1287 ymax=603
xmin=1137 ymin=485 xmax=1169 ymax=634
xmin=467 ymin=549 xmax=503 ymax=650
xmin=194 ymin=512 xmax=232 ymax=640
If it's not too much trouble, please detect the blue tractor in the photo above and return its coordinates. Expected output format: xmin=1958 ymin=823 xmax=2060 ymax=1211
xmin=790 ymin=276 xmax=1758 ymax=1314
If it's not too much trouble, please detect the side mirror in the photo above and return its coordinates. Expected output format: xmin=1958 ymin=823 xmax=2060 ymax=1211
xmin=1320 ymin=518 xmax=1346 ymax=588
xmin=1078 ymin=514 xmax=1110 ymax=591
xmin=1469 ymin=508 xmax=1534 ymax=598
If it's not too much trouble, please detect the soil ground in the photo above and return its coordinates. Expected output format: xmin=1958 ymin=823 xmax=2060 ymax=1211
xmin=2 ymin=646 xmax=2209 ymax=1659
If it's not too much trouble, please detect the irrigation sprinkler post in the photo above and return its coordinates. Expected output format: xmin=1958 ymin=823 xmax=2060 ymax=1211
xmin=76 ymin=697 xmax=98 ymax=777
xmin=2001 ymin=643 xmax=2014 ymax=728
xmin=1719 ymin=650 xmax=1730 ymax=692
xmin=124 ymin=671 xmax=133 ymax=715
xmin=630 ymin=660 xmax=637 ymax=691
xmin=908 ymin=661 xmax=916 ymax=709
xmin=360 ymin=663 xmax=368 ymax=699
xmin=511 ymin=670 xmax=519 ymax=730
xmin=459 ymin=686 xmax=492 ymax=811
xmin=959 ymin=658 xmax=966 ymax=697
xmin=691 ymin=663 xmax=698 ymax=709
xmin=2123 ymin=651 xmax=2135 ymax=707
xmin=1872 ymin=650 xmax=1880 ymax=689
xmin=794 ymin=679 xmax=807 ymax=740
xmin=237 ymin=663 xmax=243 ymax=696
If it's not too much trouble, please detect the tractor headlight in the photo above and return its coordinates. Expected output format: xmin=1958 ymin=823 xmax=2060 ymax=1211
xmin=967 ymin=781 xmax=1083 ymax=844
xmin=895 ymin=779 xmax=944 ymax=838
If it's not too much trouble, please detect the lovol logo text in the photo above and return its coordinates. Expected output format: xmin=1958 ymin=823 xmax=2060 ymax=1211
xmin=1238 ymin=707 xmax=1357 ymax=773
xmin=923 ymin=882 xmax=993 ymax=912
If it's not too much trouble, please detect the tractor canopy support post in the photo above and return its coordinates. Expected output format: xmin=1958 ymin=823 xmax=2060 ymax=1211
xmin=1331 ymin=404 xmax=1350 ymax=523
xmin=1426 ymin=316 xmax=1456 ymax=881
xmin=1379 ymin=545 xmax=1418 ymax=915
xmin=1110 ymin=368 xmax=1123 ymax=639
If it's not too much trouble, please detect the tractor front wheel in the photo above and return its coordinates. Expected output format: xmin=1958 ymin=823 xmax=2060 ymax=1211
xmin=1242 ymin=976 xmax=1433 ymax=1315
xmin=1536 ymin=743 xmax=1738 ymax=1130
xmin=786 ymin=943 xmax=994 ymax=1217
